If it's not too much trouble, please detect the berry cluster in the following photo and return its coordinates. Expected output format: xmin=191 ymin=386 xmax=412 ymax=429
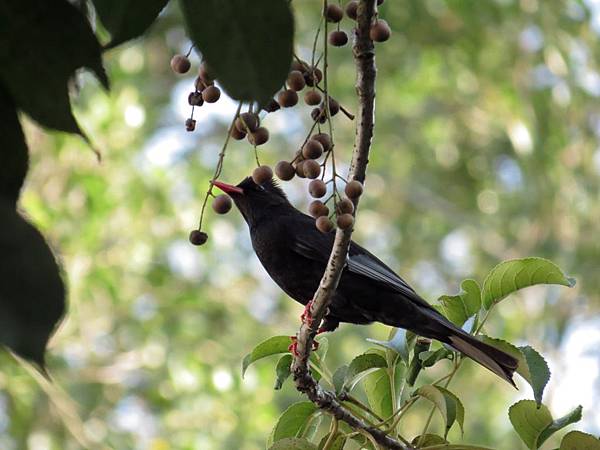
xmin=170 ymin=52 xmax=223 ymax=132
xmin=184 ymin=1 xmax=389 ymax=245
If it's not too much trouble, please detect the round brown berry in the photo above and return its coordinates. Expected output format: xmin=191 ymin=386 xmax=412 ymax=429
xmin=295 ymin=160 xmax=307 ymax=178
xmin=188 ymin=92 xmax=204 ymax=106
xmin=337 ymin=198 xmax=354 ymax=214
xmin=304 ymin=68 xmax=323 ymax=87
xmin=370 ymin=19 xmax=391 ymax=42
xmin=312 ymin=133 xmax=333 ymax=152
xmin=324 ymin=97 xmax=340 ymax=116
xmin=236 ymin=112 xmax=259 ymax=133
xmin=189 ymin=230 xmax=208 ymax=246
xmin=275 ymin=161 xmax=295 ymax=181
xmin=230 ymin=126 xmax=246 ymax=140
xmin=309 ymin=179 xmax=327 ymax=198
xmin=171 ymin=55 xmax=191 ymax=74
xmin=336 ymin=213 xmax=354 ymax=230
xmin=291 ymin=59 xmax=308 ymax=72
xmin=329 ymin=30 xmax=349 ymax=47
xmin=345 ymin=180 xmax=363 ymax=199
xmin=212 ymin=195 xmax=232 ymax=214
xmin=198 ymin=63 xmax=214 ymax=83
xmin=311 ymin=107 xmax=326 ymax=123
xmin=302 ymin=139 xmax=324 ymax=160
xmin=304 ymin=90 xmax=322 ymax=106
xmin=249 ymin=127 xmax=269 ymax=146
xmin=325 ymin=4 xmax=344 ymax=22
xmin=278 ymin=89 xmax=299 ymax=107
xmin=345 ymin=1 xmax=358 ymax=20
xmin=263 ymin=99 xmax=280 ymax=113
xmin=316 ymin=216 xmax=334 ymax=233
xmin=195 ymin=77 xmax=207 ymax=92
xmin=303 ymin=159 xmax=321 ymax=179
xmin=287 ymin=70 xmax=306 ymax=91
xmin=185 ymin=118 xmax=196 ymax=132
xmin=252 ymin=165 xmax=273 ymax=185
xmin=309 ymin=200 xmax=329 ymax=218
xmin=202 ymin=85 xmax=221 ymax=103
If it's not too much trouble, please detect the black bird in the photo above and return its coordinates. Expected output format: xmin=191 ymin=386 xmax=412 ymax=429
xmin=213 ymin=177 xmax=518 ymax=385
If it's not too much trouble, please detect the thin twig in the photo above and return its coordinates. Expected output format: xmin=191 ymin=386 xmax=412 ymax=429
xmin=290 ymin=2 xmax=406 ymax=449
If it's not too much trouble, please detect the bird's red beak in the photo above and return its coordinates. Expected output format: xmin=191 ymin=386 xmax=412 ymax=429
xmin=212 ymin=180 xmax=244 ymax=195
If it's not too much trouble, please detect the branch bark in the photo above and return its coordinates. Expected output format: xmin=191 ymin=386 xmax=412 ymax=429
xmin=291 ymin=2 xmax=407 ymax=449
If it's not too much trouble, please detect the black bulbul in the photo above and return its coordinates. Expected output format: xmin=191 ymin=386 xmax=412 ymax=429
xmin=213 ymin=177 xmax=518 ymax=385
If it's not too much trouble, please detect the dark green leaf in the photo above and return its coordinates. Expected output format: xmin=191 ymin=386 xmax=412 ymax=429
xmin=538 ymin=405 xmax=583 ymax=447
xmin=519 ymin=345 xmax=551 ymax=406
xmin=344 ymin=353 xmax=387 ymax=391
xmin=419 ymin=347 xmax=451 ymax=368
xmin=560 ymin=431 xmax=600 ymax=450
xmin=508 ymin=400 xmax=553 ymax=449
xmin=0 ymin=0 xmax=108 ymax=135
xmin=332 ymin=365 xmax=348 ymax=394
xmin=0 ymin=85 xmax=28 ymax=206
xmin=318 ymin=431 xmax=346 ymax=450
xmin=267 ymin=402 xmax=318 ymax=447
xmin=481 ymin=337 xmax=550 ymax=405
xmin=92 ymin=0 xmax=170 ymax=48
xmin=363 ymin=368 xmax=393 ymax=419
xmin=0 ymin=204 xmax=66 ymax=369
xmin=268 ymin=437 xmax=318 ymax=450
xmin=414 ymin=385 xmax=465 ymax=436
xmin=274 ymin=354 xmax=292 ymax=390
xmin=482 ymin=258 xmax=575 ymax=310
xmin=437 ymin=279 xmax=481 ymax=326
xmin=411 ymin=434 xmax=448 ymax=446
xmin=180 ymin=0 xmax=293 ymax=104
xmin=242 ymin=335 xmax=291 ymax=377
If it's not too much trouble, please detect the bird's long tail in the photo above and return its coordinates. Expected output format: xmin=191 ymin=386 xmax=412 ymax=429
xmin=416 ymin=308 xmax=519 ymax=386
xmin=445 ymin=330 xmax=518 ymax=387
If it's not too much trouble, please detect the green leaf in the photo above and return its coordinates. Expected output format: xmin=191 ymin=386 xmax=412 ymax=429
xmin=0 ymin=0 xmax=108 ymax=135
xmin=437 ymin=279 xmax=482 ymax=326
xmin=344 ymin=353 xmax=387 ymax=391
xmin=268 ymin=437 xmax=318 ymax=450
xmin=92 ymin=0 xmax=170 ymax=48
xmin=274 ymin=354 xmax=292 ymax=390
xmin=509 ymin=400 xmax=553 ymax=449
xmin=419 ymin=347 xmax=452 ymax=368
xmin=519 ymin=345 xmax=551 ymax=406
xmin=481 ymin=337 xmax=550 ymax=405
xmin=315 ymin=336 xmax=329 ymax=361
xmin=538 ymin=405 xmax=583 ymax=447
xmin=411 ymin=434 xmax=448 ymax=446
xmin=242 ymin=335 xmax=291 ymax=377
xmin=0 ymin=85 xmax=28 ymax=206
xmin=414 ymin=385 xmax=465 ymax=436
xmin=363 ymin=368 xmax=394 ymax=419
xmin=318 ymin=432 xmax=346 ymax=450
xmin=332 ymin=365 xmax=348 ymax=394
xmin=180 ymin=0 xmax=293 ymax=104
xmin=482 ymin=258 xmax=575 ymax=310
xmin=0 ymin=204 xmax=66 ymax=369
xmin=560 ymin=431 xmax=600 ymax=450
xmin=267 ymin=402 xmax=318 ymax=448
xmin=419 ymin=445 xmax=495 ymax=450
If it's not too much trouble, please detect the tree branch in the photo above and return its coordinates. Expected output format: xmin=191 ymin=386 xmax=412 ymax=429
xmin=291 ymin=2 xmax=407 ymax=449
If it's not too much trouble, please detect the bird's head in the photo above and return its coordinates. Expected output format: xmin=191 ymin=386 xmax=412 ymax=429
xmin=212 ymin=177 xmax=292 ymax=226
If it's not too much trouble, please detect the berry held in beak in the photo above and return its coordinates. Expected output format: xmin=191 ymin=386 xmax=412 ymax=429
xmin=212 ymin=180 xmax=244 ymax=195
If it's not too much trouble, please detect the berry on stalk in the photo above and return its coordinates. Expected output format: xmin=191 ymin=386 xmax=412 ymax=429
xmin=189 ymin=230 xmax=208 ymax=246
xmin=302 ymin=139 xmax=324 ymax=160
xmin=325 ymin=4 xmax=344 ymax=23
xmin=278 ymin=89 xmax=299 ymax=107
xmin=309 ymin=179 xmax=327 ymax=198
xmin=171 ymin=54 xmax=191 ymax=74
xmin=303 ymin=160 xmax=321 ymax=179
xmin=249 ymin=127 xmax=269 ymax=146
xmin=304 ymin=90 xmax=322 ymax=106
xmin=275 ymin=161 xmax=295 ymax=181
xmin=202 ymin=85 xmax=221 ymax=103
xmin=252 ymin=165 xmax=273 ymax=185
xmin=316 ymin=216 xmax=334 ymax=233
xmin=345 ymin=180 xmax=363 ymax=198
xmin=370 ymin=19 xmax=391 ymax=42
xmin=329 ymin=30 xmax=349 ymax=47
xmin=309 ymin=200 xmax=329 ymax=218
xmin=212 ymin=195 xmax=232 ymax=214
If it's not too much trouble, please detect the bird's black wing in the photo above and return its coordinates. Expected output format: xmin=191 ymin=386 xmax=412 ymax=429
xmin=289 ymin=215 xmax=433 ymax=309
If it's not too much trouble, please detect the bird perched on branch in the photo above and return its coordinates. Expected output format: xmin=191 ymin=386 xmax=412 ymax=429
xmin=213 ymin=177 xmax=518 ymax=385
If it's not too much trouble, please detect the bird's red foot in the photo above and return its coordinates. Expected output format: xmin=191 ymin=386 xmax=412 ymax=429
xmin=300 ymin=299 xmax=315 ymax=327
xmin=288 ymin=336 xmax=319 ymax=356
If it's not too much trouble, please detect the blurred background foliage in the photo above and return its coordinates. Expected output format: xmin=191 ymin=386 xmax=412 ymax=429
xmin=1 ymin=0 xmax=599 ymax=449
